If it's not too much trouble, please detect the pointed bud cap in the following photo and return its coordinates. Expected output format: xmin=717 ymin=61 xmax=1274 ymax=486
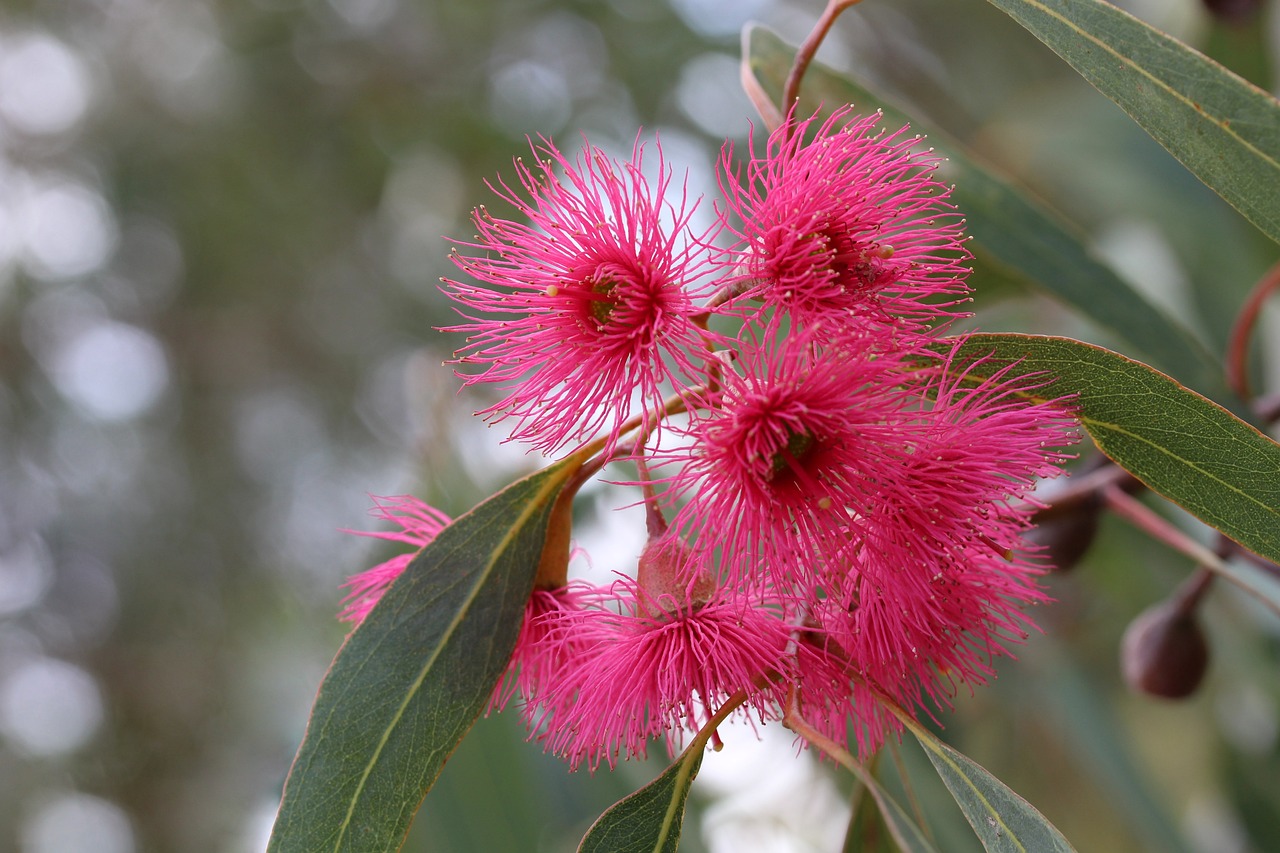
xmin=635 ymin=532 xmax=714 ymax=618
xmin=1121 ymin=601 xmax=1209 ymax=699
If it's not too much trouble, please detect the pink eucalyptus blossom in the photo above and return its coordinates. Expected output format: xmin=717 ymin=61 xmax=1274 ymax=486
xmin=714 ymin=107 xmax=970 ymax=331
xmin=442 ymin=136 xmax=716 ymax=454
xmin=815 ymin=350 xmax=1075 ymax=706
xmin=533 ymin=571 xmax=792 ymax=772
xmin=791 ymin=633 xmax=904 ymax=759
xmin=660 ymin=329 xmax=1076 ymax=757
xmin=338 ymin=494 xmax=452 ymax=624
xmin=489 ymin=582 xmax=593 ymax=714
xmin=666 ymin=322 xmax=921 ymax=593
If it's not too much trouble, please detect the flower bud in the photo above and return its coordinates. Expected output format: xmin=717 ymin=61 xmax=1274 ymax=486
xmin=1121 ymin=601 xmax=1209 ymax=699
xmin=635 ymin=532 xmax=714 ymax=617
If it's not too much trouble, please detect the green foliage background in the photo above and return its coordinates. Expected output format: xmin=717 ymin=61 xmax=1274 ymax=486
xmin=1 ymin=0 xmax=1277 ymax=851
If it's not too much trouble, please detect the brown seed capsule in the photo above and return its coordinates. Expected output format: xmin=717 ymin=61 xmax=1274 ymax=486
xmin=1201 ymin=0 xmax=1263 ymax=24
xmin=1121 ymin=601 xmax=1210 ymax=699
xmin=1022 ymin=502 xmax=1101 ymax=572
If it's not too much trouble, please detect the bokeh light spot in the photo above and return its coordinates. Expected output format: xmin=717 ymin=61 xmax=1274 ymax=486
xmin=0 ymin=657 xmax=104 ymax=757
xmin=48 ymin=321 xmax=169 ymax=422
xmin=0 ymin=537 xmax=54 ymax=616
xmin=21 ymin=793 xmax=134 ymax=853
xmin=17 ymin=178 xmax=117 ymax=280
xmin=0 ymin=32 xmax=91 ymax=136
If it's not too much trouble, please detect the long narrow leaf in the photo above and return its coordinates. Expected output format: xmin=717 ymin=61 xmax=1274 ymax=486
xmin=947 ymin=333 xmax=1280 ymax=568
xmin=878 ymin=703 xmax=1074 ymax=852
xmin=987 ymin=0 xmax=1280 ymax=245
xmin=909 ymin=724 xmax=1076 ymax=853
xmin=269 ymin=459 xmax=580 ymax=853
xmin=577 ymin=747 xmax=703 ymax=853
xmin=743 ymin=25 xmax=1226 ymax=398
xmin=844 ymin=767 xmax=941 ymax=853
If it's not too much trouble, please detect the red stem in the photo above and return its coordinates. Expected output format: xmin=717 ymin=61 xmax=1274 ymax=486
xmin=781 ymin=0 xmax=865 ymax=131
xmin=1101 ymin=484 xmax=1224 ymax=572
xmin=1170 ymin=566 xmax=1215 ymax=618
xmin=1028 ymin=460 xmax=1137 ymax=521
xmin=1225 ymin=258 xmax=1280 ymax=401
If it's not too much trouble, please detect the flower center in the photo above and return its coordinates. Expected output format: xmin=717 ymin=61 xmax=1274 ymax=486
xmin=585 ymin=272 xmax=619 ymax=326
xmin=766 ymin=428 xmax=817 ymax=482
xmin=815 ymin=229 xmax=894 ymax=294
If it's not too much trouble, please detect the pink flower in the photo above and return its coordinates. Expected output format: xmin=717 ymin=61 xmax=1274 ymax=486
xmin=791 ymin=632 xmax=903 ymax=759
xmin=533 ymin=572 xmax=792 ymax=771
xmin=659 ymin=329 xmax=1075 ymax=756
xmin=489 ymin=583 xmax=593 ymax=714
xmin=771 ymin=346 xmax=1074 ymax=757
xmin=338 ymin=495 xmax=451 ymax=624
xmin=714 ymin=107 xmax=969 ymax=331
xmin=816 ymin=350 xmax=1074 ymax=703
xmin=442 ymin=136 xmax=716 ymax=454
xmin=666 ymin=322 xmax=921 ymax=592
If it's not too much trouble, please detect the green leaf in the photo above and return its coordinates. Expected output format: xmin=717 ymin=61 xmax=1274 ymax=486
xmin=946 ymin=333 xmax=1280 ymax=567
xmin=843 ymin=769 xmax=941 ymax=853
xmin=905 ymin=722 xmax=1076 ymax=853
xmin=986 ymin=0 xmax=1280 ymax=245
xmin=742 ymin=25 xmax=1227 ymax=399
xmin=268 ymin=459 xmax=581 ymax=853
xmin=844 ymin=779 xmax=897 ymax=853
xmin=577 ymin=747 xmax=703 ymax=853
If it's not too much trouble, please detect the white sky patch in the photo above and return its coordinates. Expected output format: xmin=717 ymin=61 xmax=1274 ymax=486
xmin=225 ymin=796 xmax=281 ymax=853
xmin=699 ymin=721 xmax=852 ymax=852
xmin=1091 ymin=218 xmax=1198 ymax=334
xmin=668 ymin=0 xmax=771 ymax=37
xmin=570 ymin=481 xmax=649 ymax=583
xmin=676 ymin=53 xmax=756 ymax=140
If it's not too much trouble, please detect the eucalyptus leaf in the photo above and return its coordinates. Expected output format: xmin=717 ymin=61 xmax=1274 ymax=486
xmin=269 ymin=459 xmax=580 ymax=853
xmin=986 ymin=0 xmax=1280 ymax=245
xmin=907 ymin=724 xmax=1076 ymax=853
xmin=946 ymin=333 xmax=1280 ymax=567
xmin=742 ymin=25 xmax=1226 ymax=399
xmin=843 ymin=767 xmax=941 ymax=853
xmin=577 ymin=747 xmax=703 ymax=853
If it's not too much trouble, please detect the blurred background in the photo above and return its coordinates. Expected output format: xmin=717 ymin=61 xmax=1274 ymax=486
xmin=0 ymin=0 xmax=1278 ymax=850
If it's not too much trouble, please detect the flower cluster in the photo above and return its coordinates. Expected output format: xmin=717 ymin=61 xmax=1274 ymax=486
xmin=341 ymin=107 xmax=1076 ymax=771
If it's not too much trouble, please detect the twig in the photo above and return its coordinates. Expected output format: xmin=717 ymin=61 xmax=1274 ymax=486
xmin=1101 ymin=484 xmax=1223 ymax=570
xmin=781 ymin=0 xmax=866 ymax=129
xmin=1225 ymin=258 xmax=1280 ymax=401
xmin=1027 ymin=460 xmax=1137 ymax=521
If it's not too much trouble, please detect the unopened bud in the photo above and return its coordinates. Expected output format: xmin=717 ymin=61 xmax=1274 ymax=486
xmin=1121 ymin=601 xmax=1209 ymax=699
xmin=636 ymin=532 xmax=714 ymax=617
xmin=1022 ymin=503 xmax=1101 ymax=572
